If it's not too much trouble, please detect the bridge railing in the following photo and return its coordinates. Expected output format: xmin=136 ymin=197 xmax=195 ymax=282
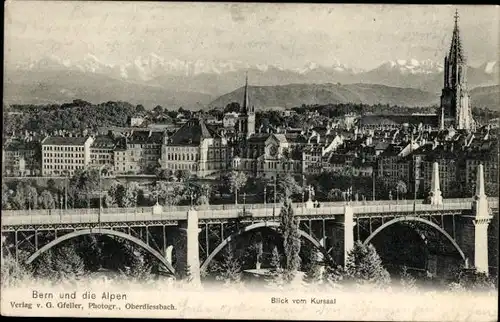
xmin=2 ymin=198 xmax=498 ymax=221
xmin=352 ymin=201 xmax=475 ymax=214
xmin=0 ymin=209 xmax=191 ymax=226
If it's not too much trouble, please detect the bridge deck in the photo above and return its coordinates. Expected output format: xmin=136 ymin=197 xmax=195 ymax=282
xmin=2 ymin=198 xmax=498 ymax=227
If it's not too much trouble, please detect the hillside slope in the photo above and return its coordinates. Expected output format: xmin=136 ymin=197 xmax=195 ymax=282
xmin=3 ymin=69 xmax=214 ymax=110
xmin=208 ymin=83 xmax=440 ymax=110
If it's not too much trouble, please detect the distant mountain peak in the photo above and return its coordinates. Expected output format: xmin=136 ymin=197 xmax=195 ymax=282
xmin=378 ymin=59 xmax=444 ymax=74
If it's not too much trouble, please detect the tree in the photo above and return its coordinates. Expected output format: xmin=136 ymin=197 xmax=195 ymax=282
xmin=400 ymin=265 xmax=417 ymax=291
xmin=125 ymin=252 xmax=153 ymax=282
xmin=2 ymin=183 xmax=12 ymax=209
xmin=213 ymin=245 xmax=242 ymax=286
xmin=46 ymin=179 xmax=56 ymax=191
xmin=69 ymin=169 xmax=99 ymax=208
xmin=224 ymin=102 xmax=241 ymax=113
xmin=153 ymin=105 xmax=163 ymax=115
xmin=279 ymin=198 xmax=301 ymax=282
xmin=121 ymin=183 xmax=139 ymax=208
xmin=153 ymin=181 xmax=183 ymax=206
xmin=39 ymin=190 xmax=55 ymax=210
xmin=266 ymin=246 xmax=286 ymax=289
xmin=26 ymin=185 xmax=39 ymax=210
xmin=195 ymin=195 xmax=209 ymax=206
xmin=304 ymin=249 xmax=324 ymax=284
xmin=345 ymin=241 xmax=391 ymax=287
xmin=485 ymin=182 xmax=499 ymax=197
xmin=104 ymin=192 xmax=118 ymax=208
xmin=136 ymin=104 xmax=146 ymax=114
xmin=270 ymin=246 xmax=281 ymax=271
xmin=11 ymin=182 xmax=28 ymax=210
xmin=176 ymin=170 xmax=192 ymax=182
xmin=276 ymin=174 xmax=302 ymax=201
xmin=324 ymin=265 xmax=346 ymax=288
xmin=227 ymin=170 xmax=247 ymax=204
xmin=104 ymin=183 xmax=121 ymax=208
xmin=327 ymin=188 xmax=343 ymax=201
xmin=448 ymin=268 xmax=496 ymax=291
xmin=1 ymin=251 xmax=33 ymax=287
xmin=395 ymin=180 xmax=408 ymax=200
xmin=34 ymin=242 xmax=85 ymax=281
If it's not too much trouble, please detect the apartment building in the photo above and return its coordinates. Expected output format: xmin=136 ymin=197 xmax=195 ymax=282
xmin=3 ymin=139 xmax=40 ymax=176
xmin=89 ymin=135 xmax=116 ymax=172
xmin=41 ymin=136 xmax=94 ymax=176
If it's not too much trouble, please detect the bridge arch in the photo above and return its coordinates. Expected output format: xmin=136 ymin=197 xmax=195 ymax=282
xmin=25 ymin=228 xmax=175 ymax=275
xmin=363 ymin=216 xmax=466 ymax=261
xmin=200 ymin=221 xmax=328 ymax=272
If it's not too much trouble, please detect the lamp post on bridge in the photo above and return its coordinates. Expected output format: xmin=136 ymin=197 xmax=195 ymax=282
xmin=243 ymin=192 xmax=246 ymax=214
xmin=97 ymin=164 xmax=106 ymax=231
xmin=273 ymin=175 xmax=277 ymax=218
xmin=60 ymin=194 xmax=63 ymax=218
xmin=372 ymin=171 xmax=376 ymax=201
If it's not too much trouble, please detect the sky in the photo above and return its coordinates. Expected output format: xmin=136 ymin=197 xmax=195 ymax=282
xmin=4 ymin=2 xmax=499 ymax=70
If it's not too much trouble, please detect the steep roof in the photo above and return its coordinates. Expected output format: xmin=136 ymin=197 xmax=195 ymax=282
xmin=128 ymin=130 xmax=164 ymax=145
xmin=42 ymin=136 xmax=90 ymax=146
xmin=248 ymin=133 xmax=270 ymax=143
xmin=4 ymin=139 xmax=39 ymax=151
xmin=91 ymin=135 xmax=116 ymax=149
xmin=359 ymin=114 xmax=439 ymax=127
xmin=168 ymin=118 xmax=217 ymax=146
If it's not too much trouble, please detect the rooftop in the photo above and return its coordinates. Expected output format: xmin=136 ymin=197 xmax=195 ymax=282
xmin=128 ymin=130 xmax=164 ymax=145
xmin=4 ymin=139 xmax=39 ymax=151
xmin=91 ymin=135 xmax=116 ymax=149
xmin=168 ymin=118 xmax=219 ymax=146
xmin=359 ymin=114 xmax=439 ymax=127
xmin=42 ymin=136 xmax=90 ymax=146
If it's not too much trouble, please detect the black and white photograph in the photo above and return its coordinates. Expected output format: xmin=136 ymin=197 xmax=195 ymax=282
xmin=1 ymin=2 xmax=498 ymax=320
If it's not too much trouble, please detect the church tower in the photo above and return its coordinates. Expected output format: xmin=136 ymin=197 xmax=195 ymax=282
xmin=439 ymin=10 xmax=474 ymax=131
xmin=237 ymin=73 xmax=256 ymax=138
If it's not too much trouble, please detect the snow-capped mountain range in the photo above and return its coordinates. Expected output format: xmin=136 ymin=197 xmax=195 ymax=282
xmin=15 ymin=53 xmax=460 ymax=79
xmin=4 ymin=53 xmax=498 ymax=109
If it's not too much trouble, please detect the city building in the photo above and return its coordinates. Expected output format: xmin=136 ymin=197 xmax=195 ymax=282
xmin=160 ymin=118 xmax=229 ymax=178
xmin=89 ymin=135 xmax=116 ymax=172
xmin=124 ymin=130 xmax=164 ymax=174
xmin=2 ymin=138 xmax=40 ymax=176
xmin=233 ymin=132 xmax=305 ymax=179
xmin=129 ymin=116 xmax=145 ymax=127
xmin=41 ymin=136 xmax=94 ymax=176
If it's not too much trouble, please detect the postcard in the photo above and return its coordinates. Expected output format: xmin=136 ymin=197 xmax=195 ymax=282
xmin=2 ymin=2 xmax=498 ymax=320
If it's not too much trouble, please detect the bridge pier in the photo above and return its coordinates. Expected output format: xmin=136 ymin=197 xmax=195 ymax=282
xmin=329 ymin=204 xmax=355 ymax=268
xmin=344 ymin=204 xmax=355 ymax=267
xmin=456 ymin=164 xmax=493 ymax=274
xmin=175 ymin=209 xmax=201 ymax=283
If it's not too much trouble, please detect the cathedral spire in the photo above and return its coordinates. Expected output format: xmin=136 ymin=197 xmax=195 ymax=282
xmin=449 ymin=9 xmax=465 ymax=65
xmin=439 ymin=10 xmax=473 ymax=131
xmin=241 ymin=72 xmax=249 ymax=114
